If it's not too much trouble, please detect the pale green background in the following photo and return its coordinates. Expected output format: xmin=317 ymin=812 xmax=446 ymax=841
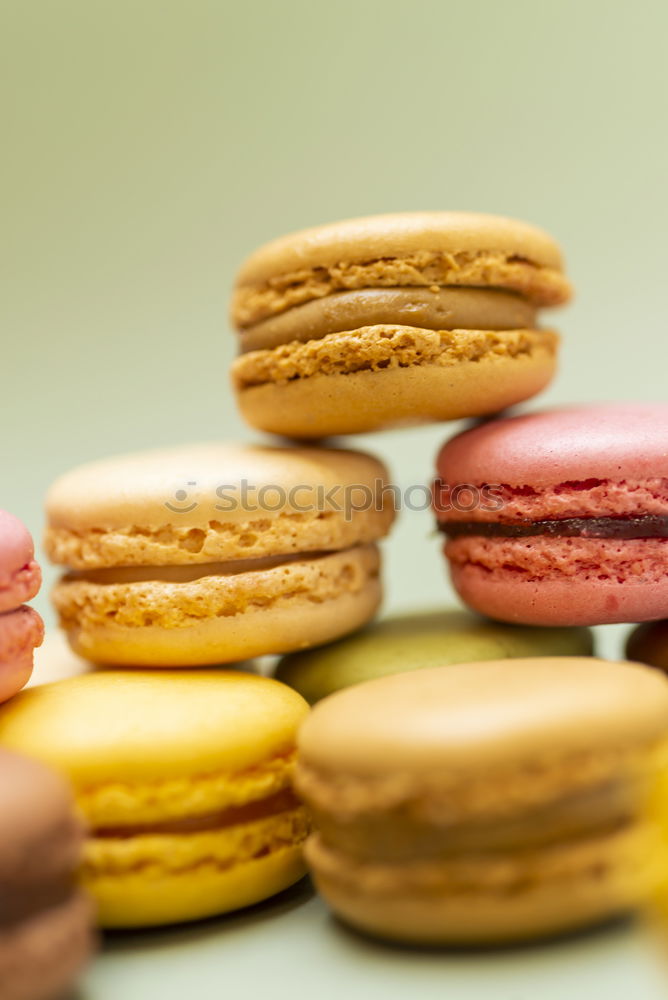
xmin=3 ymin=1 xmax=668 ymax=996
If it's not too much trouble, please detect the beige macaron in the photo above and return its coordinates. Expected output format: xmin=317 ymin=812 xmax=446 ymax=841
xmin=296 ymin=657 xmax=668 ymax=945
xmin=231 ymin=212 xmax=571 ymax=437
xmin=45 ymin=443 xmax=395 ymax=666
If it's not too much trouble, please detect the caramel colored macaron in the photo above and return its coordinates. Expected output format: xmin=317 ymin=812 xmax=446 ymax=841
xmin=45 ymin=443 xmax=394 ymax=666
xmin=0 ymin=671 xmax=310 ymax=928
xmin=296 ymin=657 xmax=668 ymax=945
xmin=231 ymin=212 xmax=571 ymax=437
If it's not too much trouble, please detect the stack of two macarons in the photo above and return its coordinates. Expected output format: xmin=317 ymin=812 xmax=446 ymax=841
xmin=0 ymin=441 xmax=396 ymax=929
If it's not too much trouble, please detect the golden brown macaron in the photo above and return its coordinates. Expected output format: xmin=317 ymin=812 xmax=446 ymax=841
xmin=296 ymin=657 xmax=668 ymax=945
xmin=45 ymin=443 xmax=395 ymax=666
xmin=231 ymin=212 xmax=571 ymax=437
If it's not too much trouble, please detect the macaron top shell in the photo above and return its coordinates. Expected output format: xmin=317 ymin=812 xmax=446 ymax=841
xmin=0 ymin=510 xmax=41 ymax=610
xmin=0 ymin=671 xmax=309 ymax=786
xmin=235 ymin=212 xmax=567 ymax=292
xmin=276 ymin=610 xmax=593 ymax=702
xmin=437 ymin=403 xmax=668 ymax=486
xmin=45 ymin=442 xmax=394 ymax=568
xmin=298 ymin=657 xmax=668 ymax=777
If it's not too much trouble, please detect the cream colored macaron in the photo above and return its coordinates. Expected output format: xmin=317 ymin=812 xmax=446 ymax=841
xmin=45 ymin=443 xmax=395 ymax=666
xmin=0 ymin=670 xmax=310 ymax=928
xmin=231 ymin=212 xmax=571 ymax=437
xmin=296 ymin=657 xmax=668 ymax=945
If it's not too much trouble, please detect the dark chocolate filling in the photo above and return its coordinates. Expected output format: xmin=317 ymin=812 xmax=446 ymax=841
xmin=439 ymin=515 xmax=668 ymax=540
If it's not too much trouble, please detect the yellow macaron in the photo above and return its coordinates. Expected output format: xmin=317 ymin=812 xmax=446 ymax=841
xmin=45 ymin=442 xmax=395 ymax=666
xmin=0 ymin=670 xmax=310 ymax=928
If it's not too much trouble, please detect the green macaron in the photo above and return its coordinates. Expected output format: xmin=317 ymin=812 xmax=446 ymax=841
xmin=274 ymin=609 xmax=594 ymax=703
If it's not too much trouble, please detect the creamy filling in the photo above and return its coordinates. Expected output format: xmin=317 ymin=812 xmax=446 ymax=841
xmin=65 ymin=551 xmax=334 ymax=585
xmin=94 ymin=788 xmax=300 ymax=838
xmin=439 ymin=515 xmax=668 ymax=540
xmin=313 ymin=780 xmax=637 ymax=865
xmin=239 ymin=287 xmax=537 ymax=352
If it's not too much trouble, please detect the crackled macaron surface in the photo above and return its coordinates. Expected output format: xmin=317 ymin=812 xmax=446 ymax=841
xmin=0 ymin=671 xmax=310 ymax=928
xmin=0 ymin=511 xmax=44 ymax=701
xmin=45 ymin=442 xmax=394 ymax=666
xmin=0 ymin=748 xmax=94 ymax=1000
xmin=296 ymin=657 xmax=668 ymax=945
xmin=231 ymin=212 xmax=571 ymax=437
xmin=436 ymin=403 xmax=668 ymax=626
xmin=275 ymin=609 xmax=593 ymax=702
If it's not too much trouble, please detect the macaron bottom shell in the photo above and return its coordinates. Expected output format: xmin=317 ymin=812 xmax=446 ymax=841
xmin=0 ymin=606 xmax=44 ymax=701
xmin=306 ymin=822 xmax=651 ymax=946
xmin=450 ymin=562 xmax=668 ymax=627
xmin=55 ymin=546 xmax=381 ymax=666
xmin=86 ymin=842 xmax=306 ymax=928
xmin=235 ymin=346 xmax=557 ymax=438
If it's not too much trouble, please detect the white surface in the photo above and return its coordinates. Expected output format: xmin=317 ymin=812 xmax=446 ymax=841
xmin=84 ymin=881 xmax=668 ymax=1000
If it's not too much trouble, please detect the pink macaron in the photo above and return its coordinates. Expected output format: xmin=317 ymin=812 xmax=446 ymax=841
xmin=0 ymin=511 xmax=41 ymax=613
xmin=0 ymin=511 xmax=44 ymax=700
xmin=435 ymin=404 xmax=668 ymax=626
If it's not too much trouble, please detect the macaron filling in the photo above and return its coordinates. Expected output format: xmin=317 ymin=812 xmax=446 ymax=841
xmin=94 ymin=787 xmax=300 ymax=837
xmin=238 ymin=287 xmax=538 ymax=352
xmin=436 ymin=477 xmax=668 ymax=586
xmin=52 ymin=545 xmax=380 ymax=631
xmin=440 ymin=514 xmax=668 ymax=539
xmin=307 ymin=776 xmax=636 ymax=862
xmin=63 ymin=551 xmax=335 ymax=583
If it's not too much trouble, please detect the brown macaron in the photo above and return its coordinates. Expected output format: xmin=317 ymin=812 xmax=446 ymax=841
xmin=231 ymin=212 xmax=571 ymax=437
xmin=0 ymin=748 xmax=94 ymax=1000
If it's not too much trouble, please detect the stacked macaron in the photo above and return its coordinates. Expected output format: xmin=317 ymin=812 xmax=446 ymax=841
xmin=0 ymin=511 xmax=44 ymax=701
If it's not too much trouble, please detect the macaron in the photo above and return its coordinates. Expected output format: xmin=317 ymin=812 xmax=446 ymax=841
xmin=0 ymin=670 xmax=310 ymax=928
xmin=626 ymin=620 xmax=668 ymax=673
xmin=435 ymin=403 xmax=668 ymax=626
xmin=0 ymin=748 xmax=94 ymax=1000
xmin=296 ymin=657 xmax=668 ymax=945
xmin=45 ymin=442 xmax=395 ymax=666
xmin=0 ymin=511 xmax=44 ymax=700
xmin=231 ymin=212 xmax=571 ymax=437
xmin=275 ymin=609 xmax=594 ymax=703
